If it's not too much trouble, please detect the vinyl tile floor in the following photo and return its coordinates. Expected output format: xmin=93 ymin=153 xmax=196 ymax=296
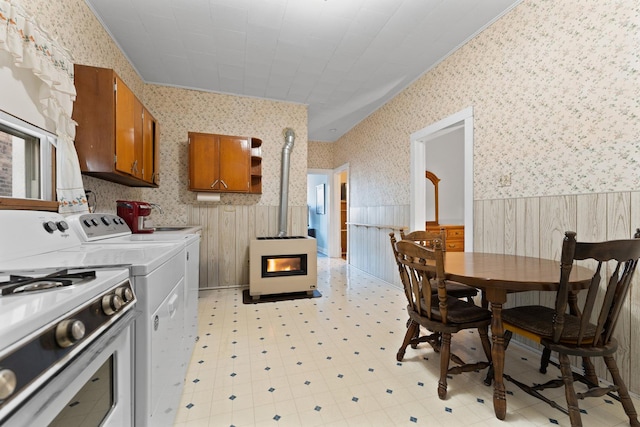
xmin=174 ymin=256 xmax=639 ymax=427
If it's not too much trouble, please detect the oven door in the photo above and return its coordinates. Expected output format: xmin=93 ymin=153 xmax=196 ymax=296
xmin=4 ymin=310 xmax=137 ymax=427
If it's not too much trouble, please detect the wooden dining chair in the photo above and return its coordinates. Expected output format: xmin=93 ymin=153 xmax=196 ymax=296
xmin=501 ymin=231 xmax=640 ymax=427
xmin=397 ymin=229 xmax=479 ymax=303
xmin=391 ymin=231 xmax=481 ymax=355
xmin=392 ymin=238 xmax=492 ymax=399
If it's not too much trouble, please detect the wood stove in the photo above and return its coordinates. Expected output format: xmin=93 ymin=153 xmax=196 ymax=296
xmin=249 ymin=236 xmax=317 ymax=300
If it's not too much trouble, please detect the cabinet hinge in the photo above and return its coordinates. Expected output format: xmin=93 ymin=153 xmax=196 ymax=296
xmin=188 ymin=137 xmax=190 ymax=145
xmin=114 ymin=154 xmax=117 ymax=164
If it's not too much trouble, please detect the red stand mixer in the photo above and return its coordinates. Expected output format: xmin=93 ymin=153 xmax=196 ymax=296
xmin=117 ymin=200 xmax=156 ymax=233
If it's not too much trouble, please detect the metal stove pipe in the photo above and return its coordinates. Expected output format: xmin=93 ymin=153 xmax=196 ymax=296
xmin=278 ymin=128 xmax=296 ymax=237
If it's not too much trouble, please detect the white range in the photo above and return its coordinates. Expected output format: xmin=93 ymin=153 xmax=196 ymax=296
xmin=0 ymin=211 xmax=137 ymax=426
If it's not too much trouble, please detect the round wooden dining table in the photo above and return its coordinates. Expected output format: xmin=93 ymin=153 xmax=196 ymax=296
xmin=441 ymin=252 xmax=594 ymax=420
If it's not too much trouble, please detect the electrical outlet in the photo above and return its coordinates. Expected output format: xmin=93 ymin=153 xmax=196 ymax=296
xmin=499 ymin=174 xmax=511 ymax=187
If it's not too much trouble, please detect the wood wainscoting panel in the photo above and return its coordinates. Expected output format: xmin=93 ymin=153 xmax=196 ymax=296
xmin=630 ymin=192 xmax=640 ymax=393
xmin=219 ymin=206 xmax=238 ymax=287
xmin=519 ymin=197 xmax=540 ymax=258
xmin=539 ymin=195 xmax=578 ymax=261
xmin=576 ymin=193 xmax=607 ymax=242
xmin=482 ymin=199 xmax=505 ymax=254
xmin=539 ymin=195 xmax=577 ymax=309
xmin=235 ymin=205 xmax=251 ymax=287
xmin=473 ymin=201 xmax=484 ymax=253
xmin=606 ymin=192 xmax=632 ymax=388
xmin=510 ymin=197 xmax=541 ymax=310
xmin=187 ymin=204 xmax=307 ymax=289
xmin=503 ymin=198 xmax=517 ymax=256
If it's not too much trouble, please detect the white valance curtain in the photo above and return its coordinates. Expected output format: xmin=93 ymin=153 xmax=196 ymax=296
xmin=0 ymin=0 xmax=87 ymax=214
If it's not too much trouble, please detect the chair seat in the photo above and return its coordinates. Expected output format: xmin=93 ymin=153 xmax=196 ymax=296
xmin=418 ymin=296 xmax=491 ymax=324
xmin=433 ymin=280 xmax=478 ymax=299
xmin=502 ymin=305 xmax=596 ymax=343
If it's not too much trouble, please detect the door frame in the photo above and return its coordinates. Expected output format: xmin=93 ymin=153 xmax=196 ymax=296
xmin=331 ymin=163 xmax=349 ymax=258
xmin=410 ymin=107 xmax=474 ymax=250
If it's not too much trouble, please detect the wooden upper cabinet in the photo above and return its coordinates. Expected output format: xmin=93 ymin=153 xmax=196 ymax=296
xmin=188 ymin=132 xmax=261 ymax=194
xmin=142 ymin=106 xmax=158 ymax=184
xmin=114 ymin=76 xmax=137 ymax=177
xmin=189 ymin=132 xmax=219 ymax=191
xmin=73 ymin=65 xmax=159 ymax=187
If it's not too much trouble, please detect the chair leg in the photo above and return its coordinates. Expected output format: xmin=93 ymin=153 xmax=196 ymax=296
xmin=480 ymin=290 xmax=488 ymax=309
xmin=397 ymin=320 xmax=419 ymax=362
xmin=603 ymin=355 xmax=640 ymax=427
xmin=407 ymin=318 xmax=420 ymax=349
xmin=438 ymin=332 xmax=452 ymax=400
xmin=559 ymin=353 xmax=583 ymax=427
xmin=581 ymin=357 xmax=598 ymax=386
xmin=540 ymin=347 xmax=551 ymax=373
xmin=478 ymin=325 xmax=492 ymax=363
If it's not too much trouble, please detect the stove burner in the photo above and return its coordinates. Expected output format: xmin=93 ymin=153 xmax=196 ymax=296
xmin=0 ymin=270 xmax=97 ymax=296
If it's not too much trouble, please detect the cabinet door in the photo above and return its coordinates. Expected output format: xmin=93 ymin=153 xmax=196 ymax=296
xmin=189 ymin=132 xmax=219 ymax=190
xmin=142 ymin=107 xmax=158 ymax=184
xmin=114 ymin=76 xmax=139 ymax=177
xmin=218 ymin=135 xmax=250 ymax=192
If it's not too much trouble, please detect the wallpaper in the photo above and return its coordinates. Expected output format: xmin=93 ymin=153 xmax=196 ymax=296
xmin=331 ymin=0 xmax=640 ymax=207
xmin=140 ymin=85 xmax=308 ymax=224
xmin=307 ymin=141 xmax=335 ymax=169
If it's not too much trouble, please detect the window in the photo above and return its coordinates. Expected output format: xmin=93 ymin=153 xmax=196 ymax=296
xmin=0 ymin=110 xmax=57 ymax=211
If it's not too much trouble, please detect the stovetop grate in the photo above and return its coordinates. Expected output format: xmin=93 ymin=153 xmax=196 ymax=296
xmin=0 ymin=270 xmax=97 ymax=296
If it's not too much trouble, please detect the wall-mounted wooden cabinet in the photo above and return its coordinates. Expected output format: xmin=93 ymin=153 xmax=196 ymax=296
xmin=72 ymin=65 xmax=159 ymax=187
xmin=188 ymin=132 xmax=262 ymax=194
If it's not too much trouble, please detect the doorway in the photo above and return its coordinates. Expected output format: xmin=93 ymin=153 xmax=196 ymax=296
xmin=332 ymin=164 xmax=349 ymax=259
xmin=338 ymin=171 xmax=347 ymax=259
xmin=410 ymin=107 xmax=474 ymax=250
xmin=307 ymin=170 xmax=331 ymax=255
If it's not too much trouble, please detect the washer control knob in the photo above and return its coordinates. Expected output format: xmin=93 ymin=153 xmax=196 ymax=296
xmin=0 ymin=368 xmax=17 ymax=400
xmin=101 ymin=216 xmax=110 ymax=226
xmin=102 ymin=294 xmax=123 ymax=315
xmin=43 ymin=221 xmax=57 ymax=233
xmin=57 ymin=221 xmax=69 ymax=232
xmin=55 ymin=319 xmax=86 ymax=348
xmin=115 ymin=286 xmax=134 ymax=303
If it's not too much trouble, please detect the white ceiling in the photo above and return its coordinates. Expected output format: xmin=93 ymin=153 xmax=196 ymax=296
xmin=85 ymin=0 xmax=521 ymax=142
